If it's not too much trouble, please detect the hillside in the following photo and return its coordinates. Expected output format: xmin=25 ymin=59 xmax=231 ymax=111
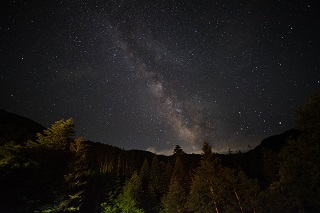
xmin=0 ymin=109 xmax=298 ymax=181
xmin=0 ymin=110 xmax=45 ymax=145
xmin=1 ymin=108 xmax=318 ymax=212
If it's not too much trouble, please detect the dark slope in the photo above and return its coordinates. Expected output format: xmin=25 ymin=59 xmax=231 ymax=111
xmin=219 ymin=129 xmax=300 ymax=187
xmin=255 ymin=129 xmax=300 ymax=152
xmin=0 ymin=109 xmax=45 ymax=145
xmin=0 ymin=110 xmax=300 ymax=184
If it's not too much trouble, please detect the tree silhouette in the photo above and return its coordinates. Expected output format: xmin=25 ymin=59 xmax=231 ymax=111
xmin=173 ymin=145 xmax=184 ymax=155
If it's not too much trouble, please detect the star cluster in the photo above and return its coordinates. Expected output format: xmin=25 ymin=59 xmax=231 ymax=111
xmin=1 ymin=0 xmax=320 ymax=154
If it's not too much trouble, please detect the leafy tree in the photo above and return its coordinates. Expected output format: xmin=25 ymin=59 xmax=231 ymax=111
xmin=259 ymin=93 xmax=320 ymax=212
xmin=0 ymin=119 xmax=91 ymax=212
xmin=188 ymin=141 xmax=260 ymax=213
xmin=35 ymin=119 xmax=75 ymax=150
xmin=223 ymin=169 xmax=260 ymax=213
xmin=187 ymin=154 xmax=225 ymax=213
xmin=279 ymin=93 xmax=320 ymax=211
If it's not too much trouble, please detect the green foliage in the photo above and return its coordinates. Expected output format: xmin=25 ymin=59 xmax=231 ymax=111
xmin=35 ymin=118 xmax=75 ymax=150
xmin=224 ymin=169 xmax=260 ymax=213
xmin=161 ymin=179 xmax=187 ymax=213
xmin=187 ymin=142 xmax=259 ymax=213
xmin=101 ymin=171 xmax=144 ymax=213
xmin=0 ymin=141 xmax=36 ymax=169
xmin=0 ymin=118 xmax=90 ymax=212
xmin=61 ymin=137 xmax=90 ymax=211
xmin=187 ymin=156 xmax=224 ymax=213
xmin=3 ymin=94 xmax=320 ymax=213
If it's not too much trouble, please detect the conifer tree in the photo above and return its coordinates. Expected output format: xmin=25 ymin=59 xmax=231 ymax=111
xmin=173 ymin=145 xmax=184 ymax=155
xmin=101 ymin=171 xmax=144 ymax=213
xmin=139 ymin=158 xmax=150 ymax=182
xmin=161 ymin=156 xmax=187 ymax=213
xmin=60 ymin=137 xmax=89 ymax=211
xmin=187 ymin=141 xmax=224 ymax=213
xmin=139 ymin=158 xmax=154 ymax=212
xmin=149 ymin=155 xmax=161 ymax=198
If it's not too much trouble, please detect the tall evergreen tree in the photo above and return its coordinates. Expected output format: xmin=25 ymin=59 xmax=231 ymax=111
xmin=163 ymin=161 xmax=173 ymax=191
xmin=101 ymin=171 xmax=144 ymax=213
xmin=139 ymin=158 xmax=150 ymax=182
xmin=161 ymin=156 xmax=187 ymax=213
xmin=149 ymin=155 xmax=161 ymax=199
xmin=173 ymin=145 xmax=184 ymax=156
xmin=202 ymin=140 xmax=212 ymax=159
xmin=139 ymin=158 xmax=154 ymax=212
xmin=61 ymin=137 xmax=89 ymax=211
xmin=187 ymin=141 xmax=225 ymax=213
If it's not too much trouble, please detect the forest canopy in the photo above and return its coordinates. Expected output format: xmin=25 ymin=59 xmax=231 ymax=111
xmin=0 ymin=93 xmax=319 ymax=212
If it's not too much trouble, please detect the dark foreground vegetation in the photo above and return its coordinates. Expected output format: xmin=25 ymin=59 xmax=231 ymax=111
xmin=0 ymin=93 xmax=319 ymax=212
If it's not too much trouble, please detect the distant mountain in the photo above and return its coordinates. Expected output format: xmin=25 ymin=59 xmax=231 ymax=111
xmin=219 ymin=129 xmax=300 ymax=187
xmin=0 ymin=109 xmax=300 ymax=183
xmin=254 ymin=129 xmax=300 ymax=152
xmin=0 ymin=109 xmax=45 ymax=145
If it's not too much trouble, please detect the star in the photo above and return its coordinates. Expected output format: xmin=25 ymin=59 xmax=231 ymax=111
xmin=1 ymin=0 xmax=319 ymax=154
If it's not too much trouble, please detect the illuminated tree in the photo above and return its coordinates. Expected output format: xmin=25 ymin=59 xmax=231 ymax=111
xmin=101 ymin=171 xmax=144 ymax=213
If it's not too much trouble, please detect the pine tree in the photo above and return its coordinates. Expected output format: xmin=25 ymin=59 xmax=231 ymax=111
xmin=149 ymin=155 xmax=161 ymax=199
xmin=163 ymin=161 xmax=173 ymax=190
xmin=60 ymin=137 xmax=89 ymax=211
xmin=202 ymin=140 xmax=212 ymax=159
xmin=161 ymin=156 xmax=187 ymax=213
xmin=101 ymin=171 xmax=144 ymax=213
xmin=139 ymin=158 xmax=153 ymax=212
xmin=187 ymin=141 xmax=225 ymax=213
xmin=139 ymin=158 xmax=150 ymax=182
xmin=173 ymin=145 xmax=184 ymax=156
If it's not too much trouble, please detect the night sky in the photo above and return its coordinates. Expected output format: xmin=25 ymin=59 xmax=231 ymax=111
xmin=1 ymin=0 xmax=320 ymax=154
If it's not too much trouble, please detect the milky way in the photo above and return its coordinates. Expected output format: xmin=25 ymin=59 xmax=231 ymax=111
xmin=106 ymin=21 xmax=217 ymax=152
xmin=1 ymin=0 xmax=320 ymax=154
